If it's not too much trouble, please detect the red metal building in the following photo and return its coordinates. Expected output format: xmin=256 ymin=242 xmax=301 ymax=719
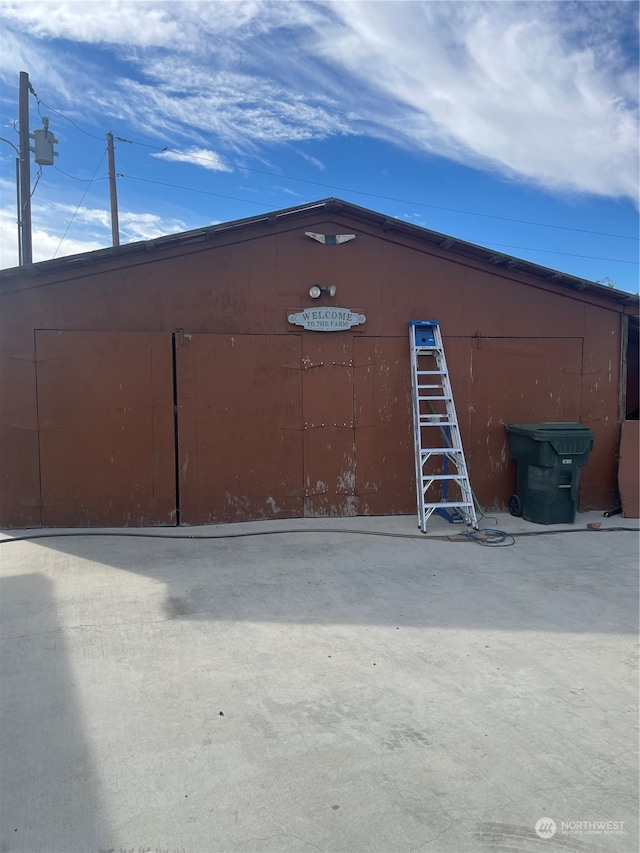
xmin=1 ymin=198 xmax=638 ymax=528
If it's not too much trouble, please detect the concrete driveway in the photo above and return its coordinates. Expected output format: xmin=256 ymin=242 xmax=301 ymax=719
xmin=1 ymin=512 xmax=638 ymax=853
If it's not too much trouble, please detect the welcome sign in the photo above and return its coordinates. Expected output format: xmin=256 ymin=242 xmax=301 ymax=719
xmin=287 ymin=307 xmax=366 ymax=331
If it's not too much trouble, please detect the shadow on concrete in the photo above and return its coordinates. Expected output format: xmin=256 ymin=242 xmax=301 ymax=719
xmin=0 ymin=574 xmax=109 ymax=853
xmin=2 ymin=525 xmax=637 ymax=635
xmin=1 ymin=527 xmax=638 ymax=853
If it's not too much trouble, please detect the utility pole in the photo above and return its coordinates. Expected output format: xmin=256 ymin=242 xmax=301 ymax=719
xmin=8 ymin=72 xmax=59 ymax=266
xmin=106 ymin=132 xmax=120 ymax=246
xmin=18 ymin=71 xmax=32 ymax=265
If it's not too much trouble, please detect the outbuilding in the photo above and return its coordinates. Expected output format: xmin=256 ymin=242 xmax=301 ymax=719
xmin=1 ymin=198 xmax=637 ymax=528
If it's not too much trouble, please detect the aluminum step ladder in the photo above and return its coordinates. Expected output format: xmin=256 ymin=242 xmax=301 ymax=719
xmin=409 ymin=320 xmax=479 ymax=533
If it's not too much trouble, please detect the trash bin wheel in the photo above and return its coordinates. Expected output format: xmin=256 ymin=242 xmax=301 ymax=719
xmin=508 ymin=494 xmax=522 ymax=517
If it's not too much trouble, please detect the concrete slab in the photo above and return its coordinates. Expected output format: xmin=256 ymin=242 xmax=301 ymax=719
xmin=1 ymin=515 xmax=638 ymax=853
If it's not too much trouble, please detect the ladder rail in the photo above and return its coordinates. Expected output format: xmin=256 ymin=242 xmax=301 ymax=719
xmin=409 ymin=325 xmax=425 ymax=527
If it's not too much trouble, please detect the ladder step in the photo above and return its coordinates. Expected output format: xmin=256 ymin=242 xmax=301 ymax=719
xmin=421 ymin=475 xmax=466 ymax=481
xmin=421 ymin=448 xmax=463 ymax=454
xmin=420 ymin=395 xmax=451 ymax=401
xmin=422 ymin=502 xmax=474 ymax=509
xmin=417 ymin=370 xmax=446 ymax=375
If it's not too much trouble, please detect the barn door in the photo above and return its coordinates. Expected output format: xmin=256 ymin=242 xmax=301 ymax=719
xmin=174 ymin=331 xmax=409 ymax=521
xmin=175 ymin=333 xmax=304 ymax=525
xmin=35 ymin=331 xmax=176 ymax=527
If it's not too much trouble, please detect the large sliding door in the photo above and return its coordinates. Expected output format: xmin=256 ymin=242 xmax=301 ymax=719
xmin=35 ymin=331 xmax=176 ymax=527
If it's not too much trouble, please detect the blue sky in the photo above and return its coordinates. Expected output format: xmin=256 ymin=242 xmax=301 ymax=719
xmin=0 ymin=0 xmax=638 ymax=292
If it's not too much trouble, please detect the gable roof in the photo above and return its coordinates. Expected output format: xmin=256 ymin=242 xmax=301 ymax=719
xmin=1 ymin=196 xmax=637 ymax=309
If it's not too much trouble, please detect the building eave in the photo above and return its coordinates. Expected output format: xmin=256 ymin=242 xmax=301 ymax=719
xmin=1 ymin=197 xmax=637 ymax=309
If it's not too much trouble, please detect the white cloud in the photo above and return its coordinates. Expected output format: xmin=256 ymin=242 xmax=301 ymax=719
xmin=0 ymin=203 xmax=104 ymax=268
xmin=277 ymin=186 xmax=302 ymax=197
xmin=0 ymin=194 xmax=190 ymax=269
xmin=298 ymin=152 xmax=326 ymax=171
xmin=0 ymin=18 xmax=111 ymax=108
xmin=45 ymin=203 xmax=187 ymax=240
xmin=0 ymin=2 xmax=346 ymax=150
xmin=31 ymin=227 xmax=104 ymax=262
xmin=110 ymin=70 xmax=353 ymax=149
xmin=0 ymin=0 xmax=322 ymax=51
xmin=51 ymin=204 xmax=111 ymax=231
xmin=0 ymin=0 xmax=637 ymax=201
xmin=319 ymin=1 xmax=638 ymax=200
xmin=0 ymin=1 xmax=184 ymax=48
xmin=117 ymin=210 xmax=188 ymax=241
xmin=151 ymin=147 xmax=231 ymax=172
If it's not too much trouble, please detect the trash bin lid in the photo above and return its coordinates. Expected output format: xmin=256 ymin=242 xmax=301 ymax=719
xmin=505 ymin=422 xmax=593 ymax=439
xmin=505 ymin=422 xmax=594 ymax=456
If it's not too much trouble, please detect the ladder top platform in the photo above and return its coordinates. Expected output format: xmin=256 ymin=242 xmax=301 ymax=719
xmin=410 ymin=321 xmax=441 ymax=348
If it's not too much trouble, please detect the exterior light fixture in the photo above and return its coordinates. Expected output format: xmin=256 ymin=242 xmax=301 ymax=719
xmin=309 ymin=284 xmax=337 ymax=299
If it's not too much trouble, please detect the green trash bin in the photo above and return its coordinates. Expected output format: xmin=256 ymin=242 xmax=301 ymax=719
xmin=505 ymin=423 xmax=595 ymax=524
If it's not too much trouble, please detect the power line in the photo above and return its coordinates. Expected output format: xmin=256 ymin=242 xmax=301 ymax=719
xmin=120 ymin=174 xmax=275 ymax=208
xmin=120 ymin=174 xmax=637 ymax=265
xmin=480 ymin=242 xmax=639 ymax=265
xmin=116 ymin=136 xmax=168 ymax=151
xmin=33 ymin=94 xmax=105 ymax=142
xmin=43 ymin=157 xmax=640 ymax=266
xmin=54 ymin=164 xmax=108 ymax=183
xmin=148 ymin=149 xmax=640 ymax=242
xmin=53 ymin=149 xmax=106 ymax=258
xmin=30 ymin=165 xmax=43 ymax=199
xmin=33 ymin=91 xmax=168 ymax=153
xmin=20 ymin=92 xmax=639 ymax=272
xmin=24 ymin=96 xmax=638 ymax=242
